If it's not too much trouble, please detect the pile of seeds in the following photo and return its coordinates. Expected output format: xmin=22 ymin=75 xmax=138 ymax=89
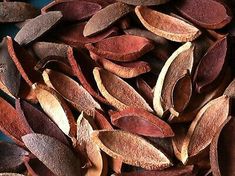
xmin=0 ymin=0 xmax=235 ymax=175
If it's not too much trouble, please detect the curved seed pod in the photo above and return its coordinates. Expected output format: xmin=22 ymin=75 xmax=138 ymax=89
xmin=42 ymin=69 xmax=102 ymax=116
xmin=224 ymin=79 xmax=235 ymax=98
xmin=194 ymin=36 xmax=227 ymax=93
xmin=90 ymin=51 xmax=151 ymax=78
xmin=135 ymin=6 xmax=201 ymax=42
xmin=83 ymin=2 xmax=132 ymax=37
xmin=15 ymin=11 xmax=63 ymax=45
xmin=181 ymin=95 xmax=230 ymax=164
xmin=0 ymin=174 xmax=25 ymax=176
xmin=32 ymin=42 xmax=69 ymax=59
xmin=153 ymin=42 xmax=193 ymax=117
xmin=0 ymin=142 xmax=29 ymax=172
xmin=210 ymin=117 xmax=235 ymax=176
xmin=57 ymin=22 xmax=118 ymax=47
xmin=22 ymin=133 xmax=81 ymax=176
xmin=117 ymin=0 xmax=170 ymax=6
xmin=32 ymin=83 xmax=77 ymax=138
xmin=92 ymin=130 xmax=172 ymax=170
xmin=85 ymin=35 xmax=154 ymax=62
xmin=41 ymin=0 xmax=101 ymax=21
xmin=15 ymin=99 xmax=69 ymax=146
xmin=0 ymin=2 xmax=39 ymax=22
xmin=175 ymin=0 xmax=232 ymax=29
xmin=136 ymin=77 xmax=153 ymax=106
xmin=111 ymin=108 xmax=174 ymax=137
xmin=0 ymin=37 xmax=21 ymax=97
xmin=0 ymin=96 xmax=32 ymax=146
xmin=93 ymin=67 xmax=153 ymax=111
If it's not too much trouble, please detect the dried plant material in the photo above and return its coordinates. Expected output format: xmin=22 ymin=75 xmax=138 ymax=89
xmin=42 ymin=0 xmax=101 ymax=21
xmin=43 ymin=69 xmax=102 ymax=116
xmin=181 ymin=95 xmax=230 ymax=164
xmin=135 ymin=6 xmax=201 ymax=42
xmin=15 ymin=11 xmax=63 ymax=45
xmin=57 ymin=22 xmax=118 ymax=47
xmin=194 ymin=36 xmax=227 ymax=93
xmin=94 ymin=110 xmax=113 ymax=130
xmin=32 ymin=42 xmax=69 ymax=59
xmin=90 ymin=51 xmax=151 ymax=78
xmin=22 ymin=133 xmax=81 ymax=176
xmin=0 ymin=2 xmax=39 ymax=22
xmin=0 ymin=174 xmax=25 ymax=176
xmin=117 ymin=0 xmax=170 ymax=6
xmin=0 ymin=142 xmax=29 ymax=172
xmin=0 ymin=96 xmax=32 ymax=146
xmin=224 ymin=79 xmax=235 ymax=98
xmin=32 ymin=83 xmax=76 ymax=138
xmin=111 ymin=108 xmax=174 ymax=137
xmin=93 ymin=67 xmax=153 ymax=111
xmin=0 ymin=37 xmax=21 ymax=97
xmin=170 ymin=72 xmax=192 ymax=116
xmin=83 ymin=2 xmax=132 ymax=37
xmin=153 ymin=42 xmax=193 ymax=117
xmin=86 ymin=35 xmax=154 ymax=62
xmin=136 ymin=77 xmax=153 ymax=106
xmin=15 ymin=99 xmax=69 ymax=146
xmin=175 ymin=0 xmax=232 ymax=29
xmin=91 ymin=129 xmax=172 ymax=170
xmin=210 ymin=117 xmax=235 ymax=176
xmin=76 ymin=112 xmax=107 ymax=176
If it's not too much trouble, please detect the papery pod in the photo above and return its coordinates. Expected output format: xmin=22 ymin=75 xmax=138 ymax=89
xmin=224 ymin=79 xmax=235 ymax=98
xmin=22 ymin=133 xmax=81 ymax=176
xmin=210 ymin=116 xmax=235 ymax=176
xmin=194 ymin=36 xmax=227 ymax=93
xmin=32 ymin=83 xmax=77 ymax=138
xmin=0 ymin=142 xmax=29 ymax=172
xmin=41 ymin=0 xmax=102 ymax=21
xmin=136 ymin=77 xmax=153 ymax=106
xmin=135 ymin=6 xmax=201 ymax=42
xmin=83 ymin=2 xmax=132 ymax=37
xmin=91 ymin=130 xmax=172 ymax=170
xmin=110 ymin=108 xmax=174 ymax=137
xmin=153 ymin=42 xmax=194 ymax=117
xmin=76 ymin=112 xmax=107 ymax=176
xmin=175 ymin=0 xmax=232 ymax=29
xmin=42 ymin=69 xmax=102 ymax=116
xmin=85 ymin=35 xmax=154 ymax=62
xmin=181 ymin=95 xmax=230 ymax=164
xmin=15 ymin=11 xmax=63 ymax=45
xmin=93 ymin=67 xmax=153 ymax=111
xmin=117 ymin=0 xmax=170 ymax=6
xmin=0 ymin=2 xmax=39 ymax=22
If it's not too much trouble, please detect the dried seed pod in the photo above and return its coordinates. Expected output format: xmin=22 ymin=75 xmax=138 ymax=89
xmin=175 ymin=0 xmax=232 ymax=29
xmin=32 ymin=83 xmax=77 ymax=138
xmin=224 ymin=79 xmax=235 ymax=98
xmin=181 ymin=95 xmax=230 ymax=164
xmin=86 ymin=35 xmax=154 ymax=62
xmin=93 ymin=67 xmax=153 ymax=111
xmin=135 ymin=6 xmax=201 ymax=42
xmin=83 ymin=2 xmax=132 ymax=37
xmin=42 ymin=69 xmax=102 ymax=116
xmin=0 ymin=174 xmax=25 ymax=176
xmin=91 ymin=129 xmax=172 ymax=170
xmin=117 ymin=0 xmax=170 ymax=6
xmin=194 ymin=36 xmax=227 ymax=93
xmin=0 ymin=2 xmax=39 ymax=22
xmin=22 ymin=133 xmax=81 ymax=176
xmin=136 ymin=77 xmax=153 ymax=106
xmin=111 ymin=108 xmax=174 ymax=137
xmin=42 ymin=0 xmax=102 ymax=21
xmin=15 ymin=11 xmax=63 ymax=45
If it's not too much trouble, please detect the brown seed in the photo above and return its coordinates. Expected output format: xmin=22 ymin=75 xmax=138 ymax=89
xmin=181 ymin=95 xmax=230 ymax=164
xmin=0 ymin=2 xmax=39 ymax=22
xmin=22 ymin=133 xmax=81 ymax=176
xmin=15 ymin=11 xmax=63 ymax=45
xmin=91 ymin=129 xmax=172 ymax=170
xmin=85 ymin=35 xmax=154 ymax=62
xmin=111 ymin=108 xmax=174 ymax=137
xmin=41 ymin=0 xmax=102 ymax=21
xmin=135 ymin=6 xmax=201 ymax=42
xmin=93 ymin=67 xmax=153 ymax=111
xmin=42 ymin=69 xmax=102 ymax=116
xmin=117 ymin=0 xmax=170 ymax=6
xmin=83 ymin=2 xmax=132 ymax=37
xmin=175 ymin=0 xmax=232 ymax=29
